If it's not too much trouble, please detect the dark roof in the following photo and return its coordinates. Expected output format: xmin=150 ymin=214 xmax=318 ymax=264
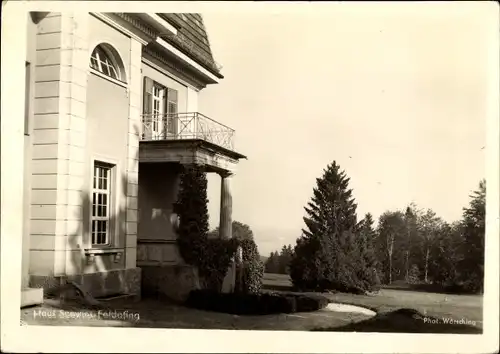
xmin=157 ymin=13 xmax=223 ymax=79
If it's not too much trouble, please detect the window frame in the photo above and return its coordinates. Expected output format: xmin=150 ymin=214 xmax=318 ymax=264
xmin=89 ymin=44 xmax=127 ymax=88
xmin=90 ymin=45 xmax=121 ymax=80
xmin=151 ymin=82 xmax=166 ymax=137
xmin=89 ymin=159 xmax=118 ymax=249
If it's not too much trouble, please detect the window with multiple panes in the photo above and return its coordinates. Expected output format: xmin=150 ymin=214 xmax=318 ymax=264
xmin=90 ymin=45 xmax=120 ymax=80
xmin=143 ymin=77 xmax=179 ymax=138
xmin=92 ymin=162 xmax=113 ymax=246
xmin=152 ymin=83 xmax=165 ymax=137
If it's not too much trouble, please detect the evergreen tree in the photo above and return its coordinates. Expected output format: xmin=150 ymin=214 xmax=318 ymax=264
xmin=276 ymin=245 xmax=292 ymax=274
xmin=264 ymin=251 xmax=280 ymax=274
xmin=458 ymin=179 xmax=486 ymax=293
xmin=403 ymin=205 xmax=419 ymax=282
xmin=357 ymin=213 xmax=380 ymax=290
xmin=428 ymin=221 xmax=464 ymax=286
xmin=290 ymin=161 xmax=369 ymax=293
xmin=175 ymin=164 xmax=238 ymax=292
xmin=175 ymin=164 xmax=210 ymax=267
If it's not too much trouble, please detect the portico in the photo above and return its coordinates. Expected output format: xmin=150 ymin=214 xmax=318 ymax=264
xmin=137 ymin=122 xmax=246 ymax=300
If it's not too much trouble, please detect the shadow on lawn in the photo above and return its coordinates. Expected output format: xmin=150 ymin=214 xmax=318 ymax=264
xmin=312 ymin=308 xmax=482 ymax=334
xmin=382 ymin=283 xmax=481 ymax=296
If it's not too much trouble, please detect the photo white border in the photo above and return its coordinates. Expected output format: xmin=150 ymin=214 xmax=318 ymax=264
xmin=2 ymin=1 xmax=499 ymax=353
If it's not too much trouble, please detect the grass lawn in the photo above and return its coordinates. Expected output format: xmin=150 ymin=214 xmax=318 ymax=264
xmin=262 ymin=273 xmax=483 ymax=333
xmin=20 ymin=273 xmax=483 ymax=333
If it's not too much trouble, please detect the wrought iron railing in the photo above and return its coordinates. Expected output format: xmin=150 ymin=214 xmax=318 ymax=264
xmin=141 ymin=112 xmax=235 ymax=151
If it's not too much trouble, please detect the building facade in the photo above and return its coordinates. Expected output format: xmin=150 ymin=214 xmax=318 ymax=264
xmin=19 ymin=12 xmax=244 ymax=307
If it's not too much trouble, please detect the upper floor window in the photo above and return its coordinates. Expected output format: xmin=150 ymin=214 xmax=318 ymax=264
xmin=142 ymin=77 xmax=179 ymax=139
xmin=90 ymin=45 xmax=122 ymax=81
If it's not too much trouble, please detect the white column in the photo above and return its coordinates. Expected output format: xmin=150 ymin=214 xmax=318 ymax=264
xmin=219 ymin=171 xmax=235 ymax=293
xmin=219 ymin=172 xmax=233 ymax=240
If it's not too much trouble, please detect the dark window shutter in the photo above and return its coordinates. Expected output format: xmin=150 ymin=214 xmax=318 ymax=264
xmin=143 ymin=77 xmax=153 ymax=115
xmin=165 ymin=88 xmax=178 ymax=134
xmin=142 ymin=77 xmax=154 ymax=139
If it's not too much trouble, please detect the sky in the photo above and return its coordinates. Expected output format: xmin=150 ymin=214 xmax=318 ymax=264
xmin=198 ymin=4 xmax=491 ymax=257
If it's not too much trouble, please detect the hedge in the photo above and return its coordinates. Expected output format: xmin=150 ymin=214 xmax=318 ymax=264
xmin=185 ymin=290 xmax=329 ymax=315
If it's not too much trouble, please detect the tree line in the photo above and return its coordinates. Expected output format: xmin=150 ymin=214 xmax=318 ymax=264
xmin=264 ymin=245 xmax=294 ymax=274
xmin=265 ymin=161 xmax=486 ymax=295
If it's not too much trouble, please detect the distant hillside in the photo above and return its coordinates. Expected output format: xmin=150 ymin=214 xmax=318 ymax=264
xmin=260 ymin=255 xmax=268 ymax=263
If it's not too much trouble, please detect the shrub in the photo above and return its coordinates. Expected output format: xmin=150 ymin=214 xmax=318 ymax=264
xmin=408 ymin=264 xmax=421 ymax=284
xmin=175 ymin=165 xmax=238 ymax=292
xmin=186 ymin=289 xmax=329 ymax=315
xmin=199 ymin=238 xmax=239 ymax=291
xmin=237 ymin=238 xmax=264 ymax=294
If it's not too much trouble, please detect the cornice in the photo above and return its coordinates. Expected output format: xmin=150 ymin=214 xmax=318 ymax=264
xmin=143 ymin=45 xmax=207 ymax=90
xmin=113 ymin=12 xmax=159 ymax=42
xmin=91 ymin=13 xmax=150 ymax=45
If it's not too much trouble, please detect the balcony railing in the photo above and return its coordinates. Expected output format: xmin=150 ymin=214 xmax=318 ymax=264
xmin=141 ymin=112 xmax=235 ymax=151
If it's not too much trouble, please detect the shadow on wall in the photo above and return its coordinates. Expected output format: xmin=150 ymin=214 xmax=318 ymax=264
xmin=39 ymin=124 xmax=141 ymax=305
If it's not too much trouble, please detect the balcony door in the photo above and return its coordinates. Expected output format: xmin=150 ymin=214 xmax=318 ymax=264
xmin=151 ymin=83 xmax=165 ymax=139
xmin=143 ymin=77 xmax=179 ymax=140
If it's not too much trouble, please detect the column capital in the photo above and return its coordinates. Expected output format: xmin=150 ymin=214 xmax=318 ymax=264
xmin=218 ymin=170 xmax=234 ymax=178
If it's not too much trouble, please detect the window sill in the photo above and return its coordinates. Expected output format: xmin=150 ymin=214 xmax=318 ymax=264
xmin=89 ymin=68 xmax=128 ymax=88
xmin=84 ymin=247 xmax=124 ymax=255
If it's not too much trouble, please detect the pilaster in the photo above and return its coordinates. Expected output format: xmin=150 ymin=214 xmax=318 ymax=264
xmin=125 ymin=38 xmax=143 ymax=269
xmin=29 ymin=12 xmax=90 ymax=278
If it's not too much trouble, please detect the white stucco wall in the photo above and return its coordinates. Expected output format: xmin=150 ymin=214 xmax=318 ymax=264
xmin=2 ymin=9 xmax=29 ymax=299
xmin=28 ymin=12 xmax=142 ymax=277
xmin=29 ymin=12 xmax=90 ymax=277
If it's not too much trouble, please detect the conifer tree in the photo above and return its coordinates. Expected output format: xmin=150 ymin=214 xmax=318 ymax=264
xmin=290 ymin=161 xmax=368 ymax=293
xmin=459 ymin=179 xmax=486 ymax=293
xmin=175 ymin=164 xmax=210 ymax=266
xmin=357 ymin=213 xmax=380 ymax=290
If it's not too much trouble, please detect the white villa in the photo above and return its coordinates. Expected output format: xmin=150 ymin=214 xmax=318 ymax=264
xmin=12 ymin=12 xmax=245 ymax=307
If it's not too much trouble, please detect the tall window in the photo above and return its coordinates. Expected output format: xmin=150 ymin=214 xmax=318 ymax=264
xmin=92 ymin=162 xmax=113 ymax=246
xmin=90 ymin=45 xmax=120 ymax=80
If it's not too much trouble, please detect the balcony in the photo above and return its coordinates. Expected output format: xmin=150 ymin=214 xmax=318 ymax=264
xmin=141 ymin=112 xmax=235 ymax=150
xmin=139 ymin=112 xmax=246 ymax=173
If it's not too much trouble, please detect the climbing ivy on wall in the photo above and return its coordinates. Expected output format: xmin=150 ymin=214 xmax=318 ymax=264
xmin=175 ymin=164 xmax=238 ymax=292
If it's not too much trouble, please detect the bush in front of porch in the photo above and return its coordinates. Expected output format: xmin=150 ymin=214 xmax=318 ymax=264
xmin=186 ymin=289 xmax=329 ymax=315
xmin=175 ymin=164 xmax=239 ymax=292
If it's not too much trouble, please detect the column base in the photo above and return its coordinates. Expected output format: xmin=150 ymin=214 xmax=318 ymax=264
xmin=221 ymin=260 xmax=236 ymax=293
xmin=21 ymin=287 xmax=43 ymax=308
